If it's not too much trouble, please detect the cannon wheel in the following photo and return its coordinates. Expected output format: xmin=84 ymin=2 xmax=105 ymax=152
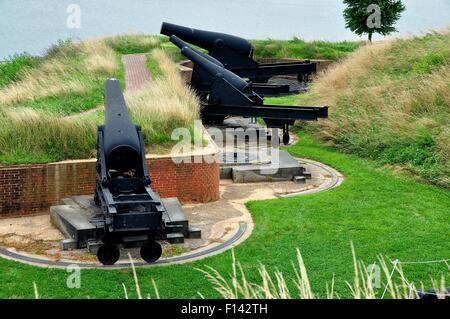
xmin=97 ymin=243 xmax=120 ymax=265
xmin=140 ymin=241 xmax=162 ymax=263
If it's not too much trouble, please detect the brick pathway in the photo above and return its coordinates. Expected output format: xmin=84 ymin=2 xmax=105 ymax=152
xmin=122 ymin=54 xmax=152 ymax=93
xmin=67 ymin=54 xmax=152 ymax=119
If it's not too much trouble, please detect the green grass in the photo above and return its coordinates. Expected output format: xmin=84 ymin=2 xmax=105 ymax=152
xmin=146 ymin=53 xmax=163 ymax=78
xmin=0 ymin=53 xmax=40 ymax=88
xmin=252 ymin=37 xmax=363 ymax=60
xmin=0 ymin=130 xmax=448 ymax=298
xmin=0 ymin=112 xmax=99 ymax=165
xmin=105 ymin=34 xmax=161 ymax=55
xmin=0 ymin=39 xmax=118 ymax=115
xmin=265 ymin=94 xmax=303 ymax=106
xmin=158 ymin=37 xmax=362 ymax=63
xmin=20 ymin=86 xmax=105 ymax=114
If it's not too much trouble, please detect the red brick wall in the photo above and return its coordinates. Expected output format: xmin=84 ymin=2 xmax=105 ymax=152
xmin=0 ymin=156 xmax=219 ymax=217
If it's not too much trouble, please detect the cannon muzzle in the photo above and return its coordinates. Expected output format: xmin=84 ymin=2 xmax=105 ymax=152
xmin=161 ymin=22 xmax=253 ymax=57
xmin=180 ymin=46 xmax=251 ymax=93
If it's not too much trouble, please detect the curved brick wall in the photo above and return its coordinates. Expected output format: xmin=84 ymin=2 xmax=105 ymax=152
xmin=0 ymin=153 xmax=219 ymax=217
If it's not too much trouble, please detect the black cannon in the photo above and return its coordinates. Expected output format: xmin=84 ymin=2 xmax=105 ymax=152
xmin=161 ymin=22 xmax=317 ymax=95
xmin=93 ymin=79 xmax=166 ymax=265
xmin=175 ymin=40 xmax=328 ymax=144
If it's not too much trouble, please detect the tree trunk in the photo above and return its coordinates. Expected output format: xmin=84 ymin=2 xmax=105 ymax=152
xmin=368 ymin=32 xmax=373 ymax=42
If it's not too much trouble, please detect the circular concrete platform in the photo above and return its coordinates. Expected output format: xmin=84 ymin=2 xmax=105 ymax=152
xmin=0 ymin=158 xmax=343 ymax=269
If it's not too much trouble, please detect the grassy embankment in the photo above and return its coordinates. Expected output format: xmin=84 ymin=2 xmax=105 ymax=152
xmin=0 ymin=35 xmax=199 ymax=164
xmin=267 ymin=31 xmax=450 ymax=188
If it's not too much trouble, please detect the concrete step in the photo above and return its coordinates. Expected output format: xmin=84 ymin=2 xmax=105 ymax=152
xmin=302 ymin=171 xmax=312 ymax=179
xmin=61 ymin=238 xmax=77 ymax=250
xmin=162 ymin=197 xmax=189 ymax=229
xmin=71 ymin=195 xmax=97 ymax=210
xmin=166 ymin=233 xmax=185 ymax=244
xmin=62 ymin=198 xmax=77 ymax=206
xmin=188 ymin=227 xmax=202 ymax=239
xmin=231 ymin=150 xmax=305 ymax=183
xmin=87 ymin=240 xmax=102 ymax=254
xmin=293 ymin=176 xmax=306 ymax=184
xmin=50 ymin=205 xmax=99 ymax=249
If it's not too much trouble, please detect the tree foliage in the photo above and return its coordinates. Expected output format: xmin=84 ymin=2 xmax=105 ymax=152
xmin=343 ymin=0 xmax=406 ymax=41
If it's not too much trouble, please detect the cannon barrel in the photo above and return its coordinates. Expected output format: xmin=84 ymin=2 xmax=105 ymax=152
xmin=161 ymin=22 xmax=253 ymax=57
xmin=103 ymin=79 xmax=141 ymax=171
xmin=170 ymin=35 xmax=224 ymax=67
xmin=180 ymin=46 xmax=251 ymax=93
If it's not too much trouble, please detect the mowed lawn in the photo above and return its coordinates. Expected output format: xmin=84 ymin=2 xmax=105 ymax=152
xmin=0 ymin=130 xmax=448 ymax=299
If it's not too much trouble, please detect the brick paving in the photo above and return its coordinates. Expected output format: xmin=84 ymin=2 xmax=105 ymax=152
xmin=122 ymin=54 xmax=152 ymax=93
xmin=68 ymin=54 xmax=152 ymax=119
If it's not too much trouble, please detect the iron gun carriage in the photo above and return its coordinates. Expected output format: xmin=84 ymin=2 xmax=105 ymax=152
xmin=172 ymin=37 xmax=328 ymax=144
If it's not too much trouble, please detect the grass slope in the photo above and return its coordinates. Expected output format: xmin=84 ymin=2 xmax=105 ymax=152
xmin=0 ymin=39 xmax=118 ymax=114
xmin=0 ymin=53 xmax=39 ymax=88
xmin=0 ymin=36 xmax=198 ymax=165
xmin=0 ymin=132 xmax=448 ymax=298
xmin=300 ymin=31 xmax=450 ymax=187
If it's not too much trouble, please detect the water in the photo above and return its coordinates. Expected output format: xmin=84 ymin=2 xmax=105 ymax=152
xmin=0 ymin=0 xmax=449 ymax=59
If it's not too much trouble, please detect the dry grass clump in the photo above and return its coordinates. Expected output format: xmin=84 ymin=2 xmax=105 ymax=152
xmin=312 ymin=40 xmax=391 ymax=105
xmin=0 ymin=108 xmax=98 ymax=164
xmin=304 ymin=31 xmax=450 ymax=186
xmin=81 ymin=39 xmax=118 ymax=75
xmin=0 ymin=62 xmax=86 ymax=106
xmin=114 ymin=246 xmax=448 ymax=299
xmin=0 ymin=40 xmax=117 ymax=107
xmin=125 ymin=49 xmax=200 ymax=144
xmin=196 ymin=247 xmax=449 ymax=299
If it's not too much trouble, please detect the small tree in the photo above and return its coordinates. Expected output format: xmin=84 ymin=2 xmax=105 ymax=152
xmin=343 ymin=0 xmax=406 ymax=41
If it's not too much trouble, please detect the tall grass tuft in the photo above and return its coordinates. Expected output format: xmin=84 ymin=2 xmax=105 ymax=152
xmin=195 ymin=248 xmax=449 ymax=299
xmin=29 ymin=247 xmax=448 ymax=299
xmin=0 ymin=108 xmax=99 ymax=164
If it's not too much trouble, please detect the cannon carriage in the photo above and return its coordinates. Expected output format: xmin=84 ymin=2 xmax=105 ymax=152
xmin=170 ymin=36 xmax=328 ymax=144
